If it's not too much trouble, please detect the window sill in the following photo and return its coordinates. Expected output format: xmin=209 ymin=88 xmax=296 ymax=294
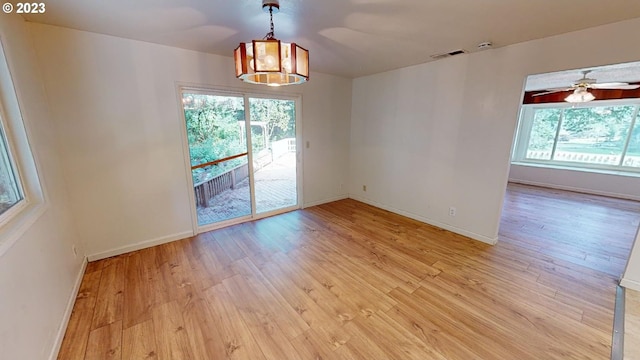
xmin=510 ymin=161 xmax=640 ymax=178
xmin=0 ymin=200 xmax=47 ymax=257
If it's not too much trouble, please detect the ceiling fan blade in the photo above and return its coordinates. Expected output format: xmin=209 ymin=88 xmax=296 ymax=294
xmin=590 ymin=81 xmax=628 ymax=87
xmin=532 ymin=88 xmax=572 ymax=97
xmin=591 ymin=83 xmax=640 ymax=90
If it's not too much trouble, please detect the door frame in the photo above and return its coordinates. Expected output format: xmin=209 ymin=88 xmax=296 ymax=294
xmin=176 ymin=83 xmax=303 ymax=235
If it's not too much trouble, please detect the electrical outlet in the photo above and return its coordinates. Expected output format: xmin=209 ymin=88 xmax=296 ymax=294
xmin=449 ymin=207 xmax=456 ymax=217
xmin=363 ymin=185 xmax=367 ymax=192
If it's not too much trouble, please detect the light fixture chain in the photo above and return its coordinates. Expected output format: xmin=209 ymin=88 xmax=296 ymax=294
xmin=270 ymin=6 xmax=274 ymax=36
xmin=265 ymin=6 xmax=275 ymax=40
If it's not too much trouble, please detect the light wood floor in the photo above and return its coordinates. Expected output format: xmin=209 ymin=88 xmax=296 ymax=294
xmin=626 ymin=289 xmax=640 ymax=359
xmin=58 ymin=183 xmax=640 ymax=359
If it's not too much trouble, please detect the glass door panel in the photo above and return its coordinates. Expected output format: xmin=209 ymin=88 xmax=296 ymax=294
xmin=249 ymin=98 xmax=298 ymax=214
xmin=183 ymin=93 xmax=251 ymax=225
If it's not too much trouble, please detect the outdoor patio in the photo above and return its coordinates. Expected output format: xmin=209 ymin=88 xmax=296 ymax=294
xmin=196 ymin=152 xmax=297 ymax=225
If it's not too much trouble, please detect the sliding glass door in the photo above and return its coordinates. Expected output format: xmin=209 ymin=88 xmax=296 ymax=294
xmin=183 ymin=93 xmax=251 ymax=225
xmin=250 ymin=97 xmax=298 ymax=214
xmin=181 ymin=89 xmax=299 ymax=229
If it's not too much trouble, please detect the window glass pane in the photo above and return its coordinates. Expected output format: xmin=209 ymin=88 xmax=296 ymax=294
xmin=249 ymin=98 xmax=297 ymax=214
xmin=623 ymin=114 xmax=640 ymax=167
xmin=183 ymin=93 xmax=250 ymax=226
xmin=526 ymin=108 xmax=561 ymax=160
xmin=553 ymin=106 xmax=635 ymax=165
xmin=0 ymin=122 xmax=22 ymax=215
xmin=183 ymin=94 xmax=246 ymax=173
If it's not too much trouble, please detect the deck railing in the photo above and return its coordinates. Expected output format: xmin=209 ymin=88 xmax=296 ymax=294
xmin=194 ymin=163 xmax=248 ymax=207
xmin=193 ymin=138 xmax=296 ymax=208
xmin=272 ymin=138 xmax=296 ymax=160
xmin=526 ymin=150 xmax=640 ymax=167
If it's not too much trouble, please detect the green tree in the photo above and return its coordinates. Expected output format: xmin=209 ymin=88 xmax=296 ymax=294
xmin=249 ymin=99 xmax=295 ymax=142
xmin=184 ymin=95 xmax=246 ymax=182
xmin=529 ymin=108 xmax=560 ymax=151
xmin=562 ymin=106 xmax=634 ymax=144
xmin=183 ymin=95 xmax=296 ymax=183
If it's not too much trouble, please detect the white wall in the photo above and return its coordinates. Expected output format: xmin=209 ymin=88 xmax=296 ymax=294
xmin=622 ymin=228 xmax=640 ymax=291
xmin=28 ymin=23 xmax=352 ymax=259
xmin=509 ymin=165 xmax=640 ymax=200
xmin=0 ymin=14 xmax=84 ymax=360
xmin=350 ymin=17 xmax=640 ymax=244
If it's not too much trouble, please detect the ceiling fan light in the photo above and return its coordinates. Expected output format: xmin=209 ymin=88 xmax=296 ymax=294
xmin=565 ymin=87 xmax=595 ymax=103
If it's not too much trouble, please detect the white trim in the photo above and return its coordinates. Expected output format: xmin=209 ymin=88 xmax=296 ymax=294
xmin=245 ymin=97 xmax=257 ymax=216
xmin=512 ymin=101 xmax=640 ymax=175
xmin=197 ymin=214 xmax=254 ymax=234
xmin=508 ymin=178 xmax=640 ymax=201
xmin=348 ymin=195 xmax=498 ymax=245
xmin=87 ymin=230 xmax=193 ymax=261
xmin=174 ymin=82 xmax=303 ymax=100
xmin=620 ymin=278 xmax=640 ymax=292
xmin=256 ymin=204 xmax=300 ymax=220
xmin=511 ymin=161 xmax=640 ymax=178
xmin=523 ymin=98 xmax=640 ymax=110
xmin=174 ymin=84 xmax=200 ymax=234
xmin=196 ymin=204 xmax=301 ymax=234
xmin=621 ymin=226 xmax=640 ymax=292
xmin=303 ymin=195 xmax=349 ymax=208
xmin=0 ymin=38 xmax=47 ymax=256
xmin=511 ymin=159 xmax=640 ymax=177
xmin=0 ymin=198 xmax=26 ymax=229
xmin=48 ymin=257 xmax=87 ymax=360
xmin=177 ymin=84 xmax=303 ymax=234
xmin=0 ymin=202 xmax=46 ymax=256
xmin=295 ymin=95 xmax=304 ymax=211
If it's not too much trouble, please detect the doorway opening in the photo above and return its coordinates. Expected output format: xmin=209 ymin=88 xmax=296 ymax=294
xmin=501 ymin=61 xmax=640 ymax=274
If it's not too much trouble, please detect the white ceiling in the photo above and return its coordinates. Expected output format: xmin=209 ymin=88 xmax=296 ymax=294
xmin=22 ymin=0 xmax=640 ymax=79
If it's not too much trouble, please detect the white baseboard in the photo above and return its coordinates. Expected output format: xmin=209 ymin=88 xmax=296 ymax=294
xmin=87 ymin=230 xmax=194 ymax=261
xmin=303 ymin=194 xmax=349 ymax=208
xmin=48 ymin=256 xmax=87 ymax=360
xmin=620 ymin=278 xmax=640 ymax=292
xmin=88 ymin=196 xmax=350 ymax=262
xmin=348 ymin=195 xmax=498 ymax=246
xmin=508 ymin=179 xmax=640 ymax=201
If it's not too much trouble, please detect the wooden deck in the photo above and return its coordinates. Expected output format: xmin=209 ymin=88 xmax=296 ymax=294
xmin=197 ymin=152 xmax=297 ymax=225
xmin=58 ymin=183 xmax=640 ymax=359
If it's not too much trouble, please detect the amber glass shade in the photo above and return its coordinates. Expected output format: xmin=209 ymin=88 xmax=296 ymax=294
xmin=234 ymin=39 xmax=309 ymax=86
xmin=253 ymin=40 xmax=281 ymax=72
xmin=294 ymin=44 xmax=309 ymax=78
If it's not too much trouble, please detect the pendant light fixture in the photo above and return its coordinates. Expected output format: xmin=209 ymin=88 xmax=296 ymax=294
xmin=234 ymin=0 xmax=309 ymax=87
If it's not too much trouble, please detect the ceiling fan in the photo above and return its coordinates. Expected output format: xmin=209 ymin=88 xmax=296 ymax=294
xmin=533 ymin=70 xmax=640 ymax=103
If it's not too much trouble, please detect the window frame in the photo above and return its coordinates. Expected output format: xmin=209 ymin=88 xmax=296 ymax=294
xmin=0 ymin=106 xmax=26 ymax=225
xmin=512 ymin=98 xmax=640 ymax=175
xmin=0 ymin=37 xmax=45 ymax=256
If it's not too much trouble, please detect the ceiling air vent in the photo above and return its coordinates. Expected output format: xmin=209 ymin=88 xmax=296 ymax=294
xmin=430 ymin=49 xmax=468 ymax=60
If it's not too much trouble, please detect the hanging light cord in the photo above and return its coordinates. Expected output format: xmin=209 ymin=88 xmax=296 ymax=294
xmin=265 ymin=6 xmax=276 ymax=40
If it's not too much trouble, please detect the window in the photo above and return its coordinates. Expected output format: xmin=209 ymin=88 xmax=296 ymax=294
xmin=512 ymin=100 xmax=640 ymax=172
xmin=0 ymin=115 xmax=23 ymax=216
xmin=0 ymin=38 xmax=44 ymax=254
